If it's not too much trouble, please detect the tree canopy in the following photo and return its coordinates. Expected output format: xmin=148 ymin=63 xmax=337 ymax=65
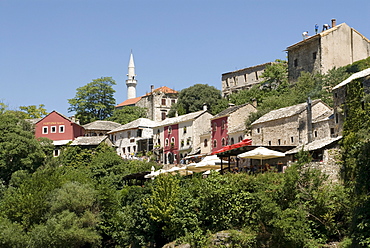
xmin=68 ymin=77 xmax=116 ymax=125
xmin=107 ymin=106 xmax=147 ymax=125
xmin=169 ymin=84 xmax=228 ymax=116
xmin=19 ymin=104 xmax=48 ymax=118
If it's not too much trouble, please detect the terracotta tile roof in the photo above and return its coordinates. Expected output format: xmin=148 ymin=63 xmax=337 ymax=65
xmin=115 ymin=96 xmax=142 ymax=107
xmin=145 ymin=86 xmax=178 ymax=96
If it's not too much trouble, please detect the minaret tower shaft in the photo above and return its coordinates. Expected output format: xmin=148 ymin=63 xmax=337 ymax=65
xmin=126 ymin=52 xmax=137 ymax=99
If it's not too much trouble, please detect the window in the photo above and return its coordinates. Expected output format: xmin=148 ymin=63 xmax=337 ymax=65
xmin=294 ymin=59 xmax=298 ymax=67
xmin=128 ymin=147 xmax=131 ymax=153
xmin=257 ymin=128 xmax=260 ymax=134
xmin=186 ymin=137 xmax=191 ymax=146
xmin=330 ymin=128 xmax=335 ymax=136
xmin=133 ymin=146 xmax=136 ymax=152
xmin=161 ymin=98 xmax=166 ymax=105
xmin=59 ymin=125 xmax=65 ymax=133
xmin=53 ymin=149 xmax=59 ymax=157
xmin=127 ymin=131 xmax=131 ymax=138
xmin=312 ymin=52 xmax=317 ymax=60
xmin=171 ymin=99 xmax=176 ymax=105
xmin=42 ymin=126 xmax=48 ymax=134
xmin=181 ymin=139 xmax=184 ymax=147
xmin=268 ymin=141 xmax=272 ymax=146
xmin=278 ymin=139 xmax=281 ymax=145
xmin=244 ymin=74 xmax=247 ymax=83
xmin=314 ymin=131 xmax=318 ymax=137
xmin=230 ymin=137 xmax=235 ymax=145
xmin=168 ymin=126 xmax=172 ymax=134
xmin=221 ymin=138 xmax=226 ymax=146
xmin=122 ymin=147 xmax=126 ymax=154
xmin=255 ymin=71 xmax=259 ymax=80
xmin=334 ymin=92 xmax=338 ymax=98
xmin=204 ymin=139 xmax=208 ymax=147
xmin=335 ymin=113 xmax=339 ymax=124
xmin=221 ymin=120 xmax=226 ymax=130
xmin=212 ymin=122 xmax=217 ymax=131
xmin=157 ymin=139 xmax=161 ymax=145
xmin=161 ymin=112 xmax=166 ymax=120
xmin=165 ymin=138 xmax=169 ymax=146
xmin=238 ymin=136 xmax=243 ymax=142
xmin=137 ymin=129 xmax=142 ymax=137
xmin=291 ymin=137 xmax=294 ymax=143
xmin=51 ymin=126 xmax=56 ymax=133
xmin=213 ymin=140 xmax=217 ymax=148
xmin=183 ymin=126 xmax=187 ymax=134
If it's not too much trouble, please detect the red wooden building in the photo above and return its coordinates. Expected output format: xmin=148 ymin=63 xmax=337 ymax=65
xmin=35 ymin=111 xmax=84 ymax=155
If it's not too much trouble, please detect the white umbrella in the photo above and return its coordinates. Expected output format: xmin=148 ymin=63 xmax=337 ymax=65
xmin=237 ymin=147 xmax=285 ymax=166
xmin=186 ymin=155 xmax=223 ymax=172
xmin=144 ymin=169 xmax=165 ymax=179
xmin=165 ymin=166 xmax=193 ymax=176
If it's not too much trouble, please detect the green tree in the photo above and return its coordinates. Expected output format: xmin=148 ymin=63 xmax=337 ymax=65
xmin=169 ymin=84 xmax=228 ymax=116
xmin=260 ymin=59 xmax=289 ymax=91
xmin=68 ymin=77 xmax=116 ymax=124
xmin=0 ymin=113 xmax=50 ymax=183
xmin=19 ymin=104 xmax=48 ymax=118
xmin=107 ymin=106 xmax=147 ymax=124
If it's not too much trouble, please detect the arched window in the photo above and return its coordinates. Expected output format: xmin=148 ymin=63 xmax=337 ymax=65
xmin=213 ymin=140 xmax=217 ymax=148
xmin=168 ymin=126 xmax=172 ymax=134
xmin=204 ymin=139 xmax=208 ymax=147
xmin=165 ymin=138 xmax=169 ymax=146
xmin=221 ymin=138 xmax=226 ymax=146
xmin=221 ymin=120 xmax=226 ymax=130
xmin=212 ymin=122 xmax=217 ymax=131
xmin=238 ymin=136 xmax=243 ymax=142
xmin=230 ymin=137 xmax=235 ymax=145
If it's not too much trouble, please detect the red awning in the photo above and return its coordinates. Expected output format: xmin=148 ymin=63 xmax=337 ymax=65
xmin=211 ymin=139 xmax=252 ymax=155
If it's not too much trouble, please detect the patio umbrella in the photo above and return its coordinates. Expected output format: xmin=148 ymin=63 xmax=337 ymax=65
xmin=186 ymin=155 xmax=222 ymax=172
xmin=237 ymin=147 xmax=285 ymax=166
xmin=164 ymin=166 xmax=193 ymax=176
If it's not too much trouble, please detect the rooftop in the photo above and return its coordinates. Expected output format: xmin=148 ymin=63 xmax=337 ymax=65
xmin=115 ymin=96 xmax=142 ymax=108
xmin=252 ymin=99 xmax=323 ymax=125
xmin=70 ymin=136 xmax=108 ymax=146
xmin=212 ymin=103 xmax=251 ymax=119
xmin=83 ymin=120 xmax=121 ymax=131
xmin=332 ymin=67 xmax=370 ymax=90
xmin=155 ymin=110 xmax=209 ymax=127
xmin=285 ymin=136 xmax=342 ymax=155
xmin=108 ymin=118 xmax=158 ymax=133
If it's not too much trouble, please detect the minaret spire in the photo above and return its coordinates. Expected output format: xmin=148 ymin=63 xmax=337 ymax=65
xmin=126 ymin=51 xmax=137 ymax=99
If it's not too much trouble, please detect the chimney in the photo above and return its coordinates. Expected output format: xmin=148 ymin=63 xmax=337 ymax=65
xmin=306 ymin=98 xmax=313 ymax=143
xmin=331 ymin=19 xmax=336 ymax=28
xmin=203 ymin=103 xmax=208 ymax=111
xmin=252 ymin=98 xmax=257 ymax=108
xmin=150 ymin=85 xmax=154 ymax=93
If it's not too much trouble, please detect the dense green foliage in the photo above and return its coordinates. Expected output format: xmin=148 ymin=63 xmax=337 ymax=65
xmin=169 ymin=84 xmax=228 ymax=116
xmin=107 ymin=106 xmax=147 ymax=124
xmin=68 ymin=77 xmax=116 ymax=124
xmin=19 ymin=104 xmax=48 ymax=118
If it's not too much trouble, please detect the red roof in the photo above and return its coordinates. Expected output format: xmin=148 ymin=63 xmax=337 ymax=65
xmin=211 ymin=139 xmax=252 ymax=155
xmin=115 ymin=96 xmax=142 ymax=107
xmin=145 ymin=86 xmax=178 ymax=96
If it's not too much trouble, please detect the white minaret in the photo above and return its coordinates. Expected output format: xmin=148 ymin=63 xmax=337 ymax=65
xmin=126 ymin=51 xmax=137 ymax=99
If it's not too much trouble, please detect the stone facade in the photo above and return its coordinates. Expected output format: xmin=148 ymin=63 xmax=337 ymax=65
xmin=332 ymin=68 xmax=370 ymax=137
xmin=221 ymin=62 xmax=274 ymax=97
xmin=108 ymin=118 xmax=157 ymax=158
xmin=153 ymin=110 xmax=213 ymax=164
xmin=287 ymin=22 xmax=370 ymax=81
xmin=251 ymin=100 xmax=332 ymax=146
xmin=135 ymin=86 xmax=178 ymax=122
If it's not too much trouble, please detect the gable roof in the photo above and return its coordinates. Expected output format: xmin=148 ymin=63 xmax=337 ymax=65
xmin=285 ymin=136 xmax=342 ymax=155
xmin=332 ymin=67 xmax=370 ymax=90
xmin=154 ymin=110 xmax=209 ymax=127
xmin=108 ymin=118 xmax=158 ymax=133
xmin=115 ymin=96 xmax=142 ymax=108
xmin=212 ymin=103 xmax=251 ymax=119
xmin=83 ymin=120 xmax=121 ymax=131
xmin=36 ymin=110 xmax=81 ymax=126
xmin=252 ymin=99 xmax=324 ymax=125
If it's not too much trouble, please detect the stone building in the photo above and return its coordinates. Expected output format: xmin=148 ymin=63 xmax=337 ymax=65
xmin=332 ymin=67 xmax=370 ymax=137
xmin=221 ymin=62 xmax=274 ymax=97
xmin=152 ymin=109 xmax=213 ymax=164
xmin=286 ymin=20 xmax=370 ymax=81
xmin=210 ymin=103 xmax=256 ymax=153
xmin=83 ymin=120 xmax=121 ymax=137
xmin=251 ymin=99 xmax=333 ymax=147
xmin=108 ymin=118 xmax=158 ymax=158
xmin=115 ymin=85 xmax=178 ymax=122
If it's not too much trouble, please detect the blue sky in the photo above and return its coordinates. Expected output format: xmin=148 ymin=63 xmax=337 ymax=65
xmin=1 ymin=0 xmax=370 ymax=116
